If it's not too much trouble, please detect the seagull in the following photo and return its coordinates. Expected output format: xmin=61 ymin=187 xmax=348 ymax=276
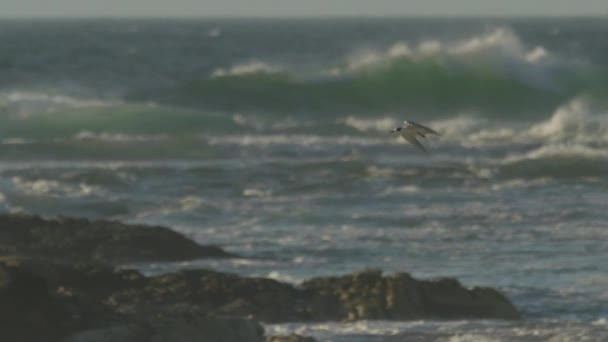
xmin=390 ymin=120 xmax=440 ymax=153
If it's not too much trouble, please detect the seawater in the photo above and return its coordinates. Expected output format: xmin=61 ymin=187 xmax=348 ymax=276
xmin=1 ymin=18 xmax=608 ymax=341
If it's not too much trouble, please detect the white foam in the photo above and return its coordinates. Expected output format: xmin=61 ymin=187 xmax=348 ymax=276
xmin=429 ymin=115 xmax=486 ymax=138
xmin=418 ymin=40 xmax=443 ymax=55
xmin=592 ymin=318 xmax=608 ymax=326
xmin=443 ymin=333 xmax=501 ymax=342
xmin=337 ymin=28 xmax=556 ymax=72
xmin=11 ymin=176 xmax=103 ymax=198
xmin=1 ymin=91 xmax=114 ymax=118
xmin=135 ymin=195 xmax=205 ymax=218
xmin=427 ymin=115 xmax=516 ymax=147
xmin=211 ymin=61 xmax=282 ymax=78
xmin=450 ymin=28 xmax=522 ymax=56
xmin=528 ymin=97 xmax=608 ymax=143
xmin=416 ymin=98 xmax=608 ymax=148
xmin=231 ymin=113 xmax=265 ymax=130
xmin=505 ymin=144 xmax=608 ymax=164
xmin=74 ymin=131 xmax=169 ymax=142
xmin=488 ymin=178 xmax=553 ymax=191
xmin=1 ymin=138 xmax=34 ymax=145
xmin=82 ymin=131 xmax=168 ymax=142
xmin=266 ymin=271 xmax=299 ymax=283
xmin=178 ymin=196 xmax=203 ymax=211
xmin=243 ymin=188 xmax=272 ymax=198
xmin=207 ymin=134 xmax=386 ymax=147
xmin=526 ymin=46 xmax=551 ymax=63
xmin=344 ymin=116 xmax=399 ymax=133
xmin=380 ymin=185 xmax=420 ymax=196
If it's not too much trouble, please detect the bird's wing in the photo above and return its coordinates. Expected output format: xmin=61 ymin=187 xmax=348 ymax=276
xmin=405 ymin=121 xmax=439 ymax=135
xmin=402 ymin=134 xmax=427 ymax=153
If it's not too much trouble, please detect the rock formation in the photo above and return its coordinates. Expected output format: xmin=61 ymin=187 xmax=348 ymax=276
xmin=0 ymin=214 xmax=519 ymax=342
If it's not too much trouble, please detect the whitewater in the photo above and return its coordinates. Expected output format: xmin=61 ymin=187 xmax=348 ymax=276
xmin=1 ymin=18 xmax=608 ymax=340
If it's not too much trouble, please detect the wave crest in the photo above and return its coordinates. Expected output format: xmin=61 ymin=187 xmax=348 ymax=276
xmin=211 ymin=61 xmax=283 ymax=78
xmin=127 ymin=27 xmax=593 ymax=114
xmin=340 ymin=28 xmax=554 ymax=73
xmin=528 ymin=97 xmax=608 ymax=143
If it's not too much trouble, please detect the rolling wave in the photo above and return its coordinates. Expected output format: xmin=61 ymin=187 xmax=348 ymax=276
xmin=497 ymin=150 xmax=608 ymax=179
xmin=125 ymin=28 xmax=607 ymax=116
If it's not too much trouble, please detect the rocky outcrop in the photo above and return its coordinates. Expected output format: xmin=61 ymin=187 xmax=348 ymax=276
xmin=107 ymin=268 xmax=305 ymax=322
xmin=301 ymin=269 xmax=519 ymax=321
xmin=0 ymin=214 xmax=520 ymax=341
xmin=108 ymin=268 xmax=519 ymax=322
xmin=0 ymin=257 xmax=265 ymax=342
xmin=0 ymin=214 xmax=234 ymax=264
xmin=0 ymin=258 xmax=519 ymax=331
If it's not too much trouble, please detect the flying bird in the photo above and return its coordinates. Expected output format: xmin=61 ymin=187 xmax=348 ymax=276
xmin=390 ymin=120 xmax=439 ymax=153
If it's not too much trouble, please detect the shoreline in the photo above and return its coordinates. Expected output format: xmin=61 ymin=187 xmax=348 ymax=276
xmin=0 ymin=214 xmax=519 ymax=341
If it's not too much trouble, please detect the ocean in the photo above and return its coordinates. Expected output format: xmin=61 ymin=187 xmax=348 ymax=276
xmin=1 ymin=18 xmax=608 ymax=341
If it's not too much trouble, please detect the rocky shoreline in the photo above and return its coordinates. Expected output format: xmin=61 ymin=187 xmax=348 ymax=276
xmin=0 ymin=214 xmax=519 ymax=342
xmin=0 ymin=214 xmax=235 ymax=264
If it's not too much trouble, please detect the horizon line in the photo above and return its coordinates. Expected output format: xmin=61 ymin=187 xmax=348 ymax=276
xmin=0 ymin=13 xmax=607 ymax=20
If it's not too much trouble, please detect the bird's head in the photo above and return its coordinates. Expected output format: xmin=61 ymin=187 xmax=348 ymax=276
xmin=390 ymin=127 xmax=402 ymax=133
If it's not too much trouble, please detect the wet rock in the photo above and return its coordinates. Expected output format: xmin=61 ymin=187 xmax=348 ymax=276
xmin=67 ymin=315 xmax=265 ymax=342
xmin=0 ymin=213 xmax=520 ymax=341
xmin=109 ymin=268 xmax=519 ymax=323
xmin=107 ymin=269 xmax=306 ymax=322
xmin=0 ymin=214 xmax=235 ymax=264
xmin=0 ymin=261 xmax=72 ymax=342
xmin=0 ymin=257 xmax=266 ymax=342
xmin=0 ymin=256 xmax=130 ymax=336
xmin=302 ymin=269 xmax=520 ymax=321
xmin=267 ymin=334 xmax=318 ymax=342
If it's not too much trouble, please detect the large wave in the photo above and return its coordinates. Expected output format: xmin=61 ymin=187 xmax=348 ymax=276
xmin=125 ymin=28 xmax=607 ymax=116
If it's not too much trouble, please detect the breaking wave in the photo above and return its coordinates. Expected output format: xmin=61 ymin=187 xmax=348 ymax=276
xmin=126 ymin=28 xmax=607 ymax=115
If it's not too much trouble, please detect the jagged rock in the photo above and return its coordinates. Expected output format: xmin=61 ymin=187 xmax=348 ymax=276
xmin=0 ymin=213 xmax=521 ymax=342
xmin=0 ymin=258 xmax=266 ymax=342
xmin=0 ymin=214 xmax=235 ymax=264
xmin=301 ymin=269 xmax=519 ymax=320
xmin=108 ymin=268 xmax=519 ymax=323
xmin=0 ymin=257 xmax=519 ymax=332
xmin=107 ymin=269 xmax=306 ymax=322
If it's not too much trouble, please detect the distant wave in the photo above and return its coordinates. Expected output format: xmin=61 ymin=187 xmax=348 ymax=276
xmin=211 ymin=61 xmax=283 ymax=78
xmin=0 ymin=91 xmax=115 ymax=118
xmin=125 ymin=28 xmax=607 ymax=116
xmin=346 ymin=96 xmax=608 ymax=146
xmin=0 ymin=95 xmax=239 ymax=140
xmin=2 ymin=84 xmax=608 ymax=183
xmin=497 ymin=148 xmax=608 ymax=179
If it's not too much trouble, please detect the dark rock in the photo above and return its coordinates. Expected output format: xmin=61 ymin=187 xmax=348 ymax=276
xmin=67 ymin=315 xmax=265 ymax=342
xmin=0 ymin=257 xmax=266 ymax=342
xmin=0 ymin=213 xmax=521 ymax=341
xmin=107 ymin=268 xmax=519 ymax=323
xmin=0 ymin=256 xmax=129 ymax=333
xmin=0 ymin=214 xmax=235 ymax=264
xmin=0 ymin=261 xmax=72 ymax=342
xmin=107 ymin=269 xmax=306 ymax=322
xmin=267 ymin=334 xmax=318 ymax=342
xmin=301 ymin=269 xmax=520 ymax=321
xmin=0 ymin=256 xmax=518 ymax=331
